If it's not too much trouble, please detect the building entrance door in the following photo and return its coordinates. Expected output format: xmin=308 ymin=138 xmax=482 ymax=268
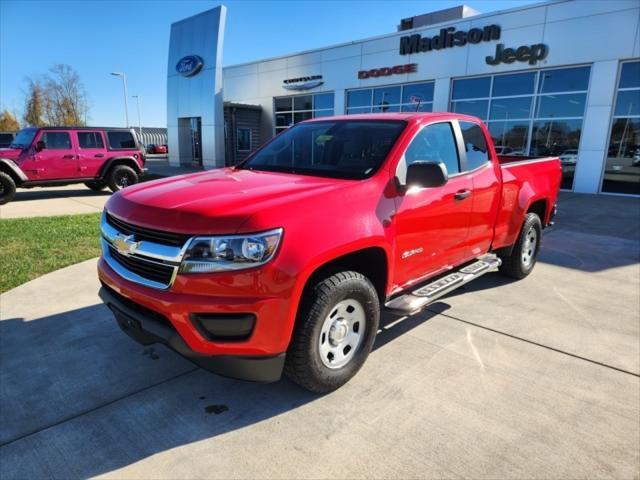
xmin=178 ymin=117 xmax=202 ymax=166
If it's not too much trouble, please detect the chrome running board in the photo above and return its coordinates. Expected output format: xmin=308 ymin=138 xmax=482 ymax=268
xmin=384 ymin=254 xmax=502 ymax=315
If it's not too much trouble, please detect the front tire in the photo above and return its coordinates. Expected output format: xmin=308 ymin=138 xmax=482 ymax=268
xmin=0 ymin=172 xmax=17 ymax=205
xmin=285 ymin=271 xmax=380 ymax=393
xmin=498 ymin=212 xmax=542 ymax=279
xmin=107 ymin=165 xmax=138 ymax=193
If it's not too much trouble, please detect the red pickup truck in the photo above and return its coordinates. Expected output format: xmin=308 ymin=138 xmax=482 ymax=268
xmin=98 ymin=113 xmax=561 ymax=392
xmin=0 ymin=126 xmax=146 ymax=204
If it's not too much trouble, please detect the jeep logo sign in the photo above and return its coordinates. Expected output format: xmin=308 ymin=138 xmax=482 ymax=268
xmin=176 ymin=55 xmax=204 ymax=77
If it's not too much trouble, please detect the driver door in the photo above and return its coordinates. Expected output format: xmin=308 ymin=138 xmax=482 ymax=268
xmin=392 ymin=121 xmax=473 ymax=290
xmin=33 ymin=130 xmax=78 ymax=180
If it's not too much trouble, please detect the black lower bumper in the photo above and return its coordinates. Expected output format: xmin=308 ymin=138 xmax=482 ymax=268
xmin=98 ymin=285 xmax=285 ymax=383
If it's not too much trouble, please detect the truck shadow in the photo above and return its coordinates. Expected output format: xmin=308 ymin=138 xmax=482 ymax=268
xmin=11 ymin=188 xmax=111 ymax=202
xmin=0 ymin=301 xmax=443 ymax=479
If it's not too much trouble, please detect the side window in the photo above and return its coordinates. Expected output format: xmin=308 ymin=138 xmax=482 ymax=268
xmin=41 ymin=132 xmax=71 ymax=150
xmin=459 ymin=121 xmax=489 ymax=170
xmin=237 ymin=128 xmax=251 ymax=152
xmin=77 ymin=132 xmax=105 ymax=149
xmin=107 ymin=131 xmax=136 ymax=149
xmin=404 ymin=122 xmax=460 ymax=175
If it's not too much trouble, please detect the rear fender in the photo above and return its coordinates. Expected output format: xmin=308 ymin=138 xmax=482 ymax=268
xmin=98 ymin=157 xmax=141 ymax=178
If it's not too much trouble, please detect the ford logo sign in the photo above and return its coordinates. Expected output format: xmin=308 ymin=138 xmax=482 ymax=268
xmin=176 ymin=55 xmax=204 ymax=77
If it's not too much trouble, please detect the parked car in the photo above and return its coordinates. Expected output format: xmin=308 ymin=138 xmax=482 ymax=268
xmin=147 ymin=144 xmax=168 ymax=154
xmin=559 ymin=149 xmax=578 ymax=165
xmin=0 ymin=127 xmax=146 ymax=204
xmin=98 ymin=113 xmax=561 ymax=392
xmin=0 ymin=132 xmax=16 ymax=148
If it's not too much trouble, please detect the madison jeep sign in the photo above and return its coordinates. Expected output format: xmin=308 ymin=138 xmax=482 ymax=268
xmin=399 ymin=24 xmax=549 ymax=67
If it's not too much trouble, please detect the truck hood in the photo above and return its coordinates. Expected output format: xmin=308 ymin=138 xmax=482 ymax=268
xmin=106 ymin=167 xmax=354 ymax=235
xmin=0 ymin=148 xmax=22 ymax=161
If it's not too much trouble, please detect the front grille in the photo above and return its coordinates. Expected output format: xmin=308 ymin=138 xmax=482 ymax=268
xmin=108 ymin=245 xmax=175 ymax=285
xmin=106 ymin=212 xmax=191 ymax=247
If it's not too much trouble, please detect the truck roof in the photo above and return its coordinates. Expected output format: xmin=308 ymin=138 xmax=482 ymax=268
xmin=22 ymin=126 xmax=135 ymax=132
xmin=304 ymin=112 xmax=483 ymax=124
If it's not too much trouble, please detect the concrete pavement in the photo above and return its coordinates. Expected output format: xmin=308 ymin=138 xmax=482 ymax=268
xmin=0 ymin=194 xmax=638 ymax=479
xmin=0 ymin=158 xmax=201 ymax=219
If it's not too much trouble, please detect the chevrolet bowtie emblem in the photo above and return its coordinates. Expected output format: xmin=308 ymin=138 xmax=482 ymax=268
xmin=114 ymin=234 xmax=139 ymax=256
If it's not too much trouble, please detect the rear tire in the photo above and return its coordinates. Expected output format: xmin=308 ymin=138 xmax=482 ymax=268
xmin=84 ymin=181 xmax=107 ymax=191
xmin=107 ymin=165 xmax=138 ymax=193
xmin=498 ymin=212 xmax=542 ymax=279
xmin=285 ymin=271 xmax=380 ymax=393
xmin=0 ymin=172 xmax=16 ymax=205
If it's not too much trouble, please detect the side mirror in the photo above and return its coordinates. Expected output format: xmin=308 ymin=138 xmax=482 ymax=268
xmin=406 ymin=161 xmax=448 ymax=188
xmin=35 ymin=140 xmax=46 ymax=152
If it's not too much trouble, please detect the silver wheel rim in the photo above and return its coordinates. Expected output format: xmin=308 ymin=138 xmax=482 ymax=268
xmin=319 ymin=299 xmax=366 ymax=369
xmin=522 ymin=226 xmax=538 ymax=267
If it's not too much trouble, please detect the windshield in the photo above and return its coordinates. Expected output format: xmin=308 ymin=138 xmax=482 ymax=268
xmin=240 ymin=120 xmax=406 ymax=179
xmin=10 ymin=128 xmax=37 ymax=149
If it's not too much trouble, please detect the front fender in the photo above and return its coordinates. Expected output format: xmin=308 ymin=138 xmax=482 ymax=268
xmin=0 ymin=158 xmax=28 ymax=184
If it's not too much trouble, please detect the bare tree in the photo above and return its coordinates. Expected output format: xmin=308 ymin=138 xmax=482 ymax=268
xmin=24 ymin=65 xmax=90 ymax=126
xmin=45 ymin=64 xmax=89 ymax=126
xmin=23 ymin=79 xmax=47 ymax=127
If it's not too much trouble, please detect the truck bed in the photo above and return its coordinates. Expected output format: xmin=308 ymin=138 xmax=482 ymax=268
xmin=492 ymin=154 xmax=562 ymax=251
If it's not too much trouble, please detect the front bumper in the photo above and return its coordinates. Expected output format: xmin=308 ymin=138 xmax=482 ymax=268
xmin=99 ymin=283 xmax=285 ymax=382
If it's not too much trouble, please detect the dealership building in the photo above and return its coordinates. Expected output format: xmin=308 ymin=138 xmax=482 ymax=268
xmin=167 ymin=0 xmax=640 ymax=195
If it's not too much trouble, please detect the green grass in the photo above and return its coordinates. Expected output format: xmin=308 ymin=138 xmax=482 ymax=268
xmin=0 ymin=213 xmax=102 ymax=293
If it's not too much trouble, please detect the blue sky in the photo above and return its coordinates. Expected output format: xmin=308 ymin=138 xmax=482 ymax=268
xmin=1 ymin=0 xmax=542 ymax=128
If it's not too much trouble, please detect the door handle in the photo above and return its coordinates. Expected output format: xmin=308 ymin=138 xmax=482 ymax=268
xmin=94 ymin=154 xmax=104 ymax=158
xmin=63 ymin=154 xmax=75 ymax=159
xmin=454 ymin=189 xmax=471 ymax=201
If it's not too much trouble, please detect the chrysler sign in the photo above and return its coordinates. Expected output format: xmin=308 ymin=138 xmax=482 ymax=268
xmin=176 ymin=55 xmax=204 ymax=77
xmin=283 ymin=75 xmax=324 ymax=91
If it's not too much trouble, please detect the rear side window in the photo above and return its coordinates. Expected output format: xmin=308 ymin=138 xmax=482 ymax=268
xmin=107 ymin=131 xmax=136 ymax=149
xmin=405 ymin=122 xmax=460 ymax=175
xmin=41 ymin=132 xmax=71 ymax=149
xmin=459 ymin=121 xmax=489 ymax=171
xmin=77 ymin=132 xmax=104 ymax=149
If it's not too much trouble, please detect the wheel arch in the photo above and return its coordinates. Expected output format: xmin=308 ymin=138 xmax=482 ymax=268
xmin=0 ymin=158 xmax=27 ymax=185
xmin=99 ymin=157 xmax=141 ymax=178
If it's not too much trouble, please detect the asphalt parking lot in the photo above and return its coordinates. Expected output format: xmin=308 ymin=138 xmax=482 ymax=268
xmin=0 ymin=193 xmax=638 ymax=479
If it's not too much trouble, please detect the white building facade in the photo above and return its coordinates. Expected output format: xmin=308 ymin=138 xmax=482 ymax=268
xmin=168 ymin=0 xmax=640 ymax=195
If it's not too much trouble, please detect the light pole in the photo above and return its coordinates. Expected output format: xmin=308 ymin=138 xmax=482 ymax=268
xmin=110 ymin=72 xmax=129 ymax=127
xmin=132 ymin=95 xmax=142 ymax=140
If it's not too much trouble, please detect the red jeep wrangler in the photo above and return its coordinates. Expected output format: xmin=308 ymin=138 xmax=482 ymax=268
xmin=0 ymin=127 xmax=146 ymax=204
xmin=98 ymin=113 xmax=561 ymax=392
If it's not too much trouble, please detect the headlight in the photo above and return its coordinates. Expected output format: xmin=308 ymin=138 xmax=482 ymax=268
xmin=180 ymin=228 xmax=283 ymax=273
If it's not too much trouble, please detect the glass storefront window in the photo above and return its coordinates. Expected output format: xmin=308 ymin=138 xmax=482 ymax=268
xmin=451 ymin=100 xmax=488 ymax=119
xmin=451 ymin=65 xmax=591 ymax=190
xmin=492 ymin=72 xmax=536 ymax=97
xmin=346 ymin=81 xmax=434 ymax=115
xmin=536 ymin=93 xmax=587 ymax=118
xmin=489 ymin=97 xmax=532 ymax=120
xmin=452 ymin=77 xmax=491 ymax=100
xmin=488 ymin=121 xmax=529 ymax=154
xmin=273 ymin=92 xmax=334 ymax=134
xmin=602 ymin=60 xmax=640 ymax=195
xmin=614 ymin=90 xmax=640 ymax=117
xmin=402 ymin=82 xmax=434 ymax=105
xmin=294 ymin=95 xmax=313 ymax=111
xmin=274 ymin=97 xmax=292 ymax=112
xmin=538 ymin=66 xmax=590 ymax=93
xmin=373 ymin=86 xmax=401 ymax=110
